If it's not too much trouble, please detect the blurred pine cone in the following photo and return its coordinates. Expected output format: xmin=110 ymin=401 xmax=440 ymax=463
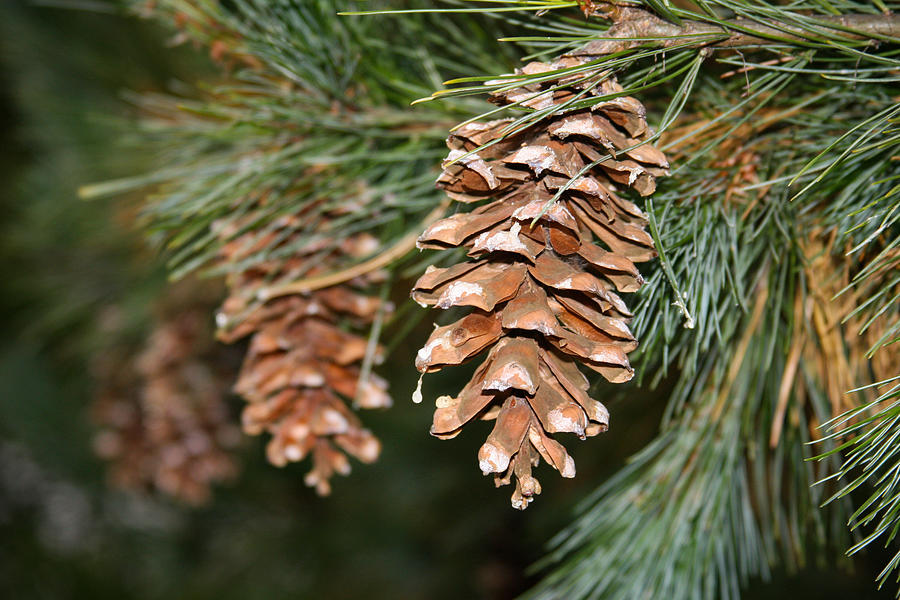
xmin=92 ymin=309 xmax=241 ymax=505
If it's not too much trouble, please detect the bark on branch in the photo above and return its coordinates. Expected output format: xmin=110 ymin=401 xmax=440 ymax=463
xmin=575 ymin=4 xmax=900 ymax=58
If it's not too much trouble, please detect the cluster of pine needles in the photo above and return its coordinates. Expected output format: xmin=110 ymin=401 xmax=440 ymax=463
xmin=80 ymin=1 xmax=899 ymax=598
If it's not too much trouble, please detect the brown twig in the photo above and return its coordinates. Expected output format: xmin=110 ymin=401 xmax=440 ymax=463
xmin=257 ymin=199 xmax=451 ymax=300
xmin=574 ymin=4 xmax=899 ymax=58
xmin=720 ymin=56 xmax=796 ymax=79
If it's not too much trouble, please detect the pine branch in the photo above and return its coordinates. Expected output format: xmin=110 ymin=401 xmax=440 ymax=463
xmin=424 ymin=1 xmax=899 ymax=150
xmin=527 ymin=265 xmax=856 ymax=599
xmin=523 ymin=67 xmax=897 ymax=596
xmin=256 ymin=199 xmax=450 ymax=300
xmin=578 ymin=4 xmax=900 ymax=56
xmin=83 ymin=1 xmax=512 ymax=285
xmin=815 ymin=380 xmax=900 ymax=593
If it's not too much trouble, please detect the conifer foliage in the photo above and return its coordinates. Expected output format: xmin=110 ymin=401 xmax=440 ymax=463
xmin=79 ymin=0 xmax=900 ymax=598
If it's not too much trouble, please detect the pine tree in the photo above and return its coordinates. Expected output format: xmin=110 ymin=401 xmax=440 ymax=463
xmin=80 ymin=1 xmax=899 ymax=598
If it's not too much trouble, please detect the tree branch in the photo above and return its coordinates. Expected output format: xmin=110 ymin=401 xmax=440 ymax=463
xmin=256 ymin=199 xmax=451 ymax=300
xmin=575 ymin=4 xmax=900 ymax=57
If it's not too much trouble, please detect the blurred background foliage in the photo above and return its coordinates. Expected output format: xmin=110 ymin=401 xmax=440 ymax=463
xmin=0 ymin=2 xmax=893 ymax=599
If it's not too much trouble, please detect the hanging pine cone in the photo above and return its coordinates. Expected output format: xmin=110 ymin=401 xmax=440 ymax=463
xmin=216 ymin=216 xmax=392 ymax=496
xmin=412 ymin=59 xmax=667 ymax=508
xmin=92 ymin=309 xmax=241 ymax=505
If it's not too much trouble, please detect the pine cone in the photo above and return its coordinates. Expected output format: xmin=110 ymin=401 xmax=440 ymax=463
xmin=412 ymin=60 xmax=667 ymax=508
xmin=217 ymin=218 xmax=392 ymax=496
xmin=92 ymin=310 xmax=241 ymax=505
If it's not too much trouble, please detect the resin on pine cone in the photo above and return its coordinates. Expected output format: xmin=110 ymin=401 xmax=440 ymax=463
xmin=412 ymin=60 xmax=667 ymax=509
xmin=217 ymin=220 xmax=392 ymax=496
xmin=92 ymin=310 xmax=241 ymax=505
